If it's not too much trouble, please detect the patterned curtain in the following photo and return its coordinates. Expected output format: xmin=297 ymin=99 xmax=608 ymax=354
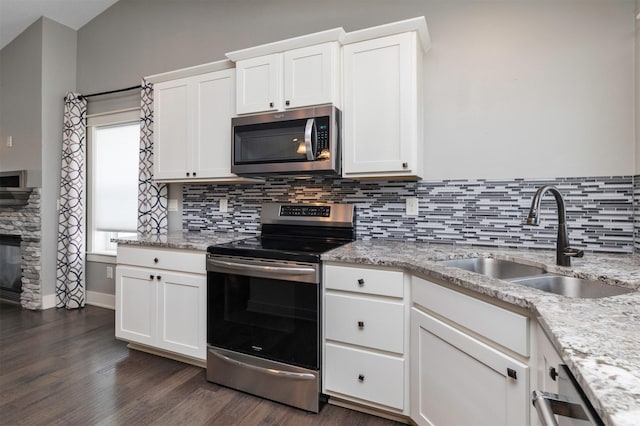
xmin=138 ymin=78 xmax=168 ymax=235
xmin=56 ymin=92 xmax=87 ymax=309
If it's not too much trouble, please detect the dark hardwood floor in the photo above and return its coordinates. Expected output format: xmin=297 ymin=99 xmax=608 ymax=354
xmin=0 ymin=301 xmax=404 ymax=425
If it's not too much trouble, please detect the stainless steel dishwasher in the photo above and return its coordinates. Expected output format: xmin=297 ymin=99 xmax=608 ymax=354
xmin=532 ymin=364 xmax=603 ymax=426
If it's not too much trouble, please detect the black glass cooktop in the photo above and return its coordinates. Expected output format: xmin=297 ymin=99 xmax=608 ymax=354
xmin=207 ymin=235 xmax=352 ymax=263
xmin=207 ymin=203 xmax=355 ymax=263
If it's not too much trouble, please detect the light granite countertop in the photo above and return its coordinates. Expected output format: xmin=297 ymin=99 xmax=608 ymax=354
xmin=322 ymin=240 xmax=640 ymax=426
xmin=112 ymin=230 xmax=253 ymax=251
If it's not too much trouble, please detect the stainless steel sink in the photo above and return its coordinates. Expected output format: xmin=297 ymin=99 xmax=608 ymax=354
xmin=440 ymin=258 xmax=634 ymax=298
xmin=509 ymin=275 xmax=634 ymax=299
xmin=440 ymin=258 xmax=546 ymax=279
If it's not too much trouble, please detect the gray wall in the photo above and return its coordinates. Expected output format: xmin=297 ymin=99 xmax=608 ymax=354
xmin=0 ymin=18 xmax=76 ymax=304
xmin=40 ymin=18 xmax=77 ymax=300
xmin=0 ymin=19 xmax=43 ymax=186
xmin=2 ymin=0 xmax=637 ymax=300
xmin=77 ymin=0 xmax=636 ymax=179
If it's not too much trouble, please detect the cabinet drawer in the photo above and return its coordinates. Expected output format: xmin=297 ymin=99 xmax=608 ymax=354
xmin=324 ymin=264 xmax=403 ymax=297
xmin=117 ymin=246 xmax=205 ymax=274
xmin=412 ymin=276 xmax=529 ymax=356
xmin=325 ymin=342 xmax=404 ymax=410
xmin=325 ymin=293 xmax=404 ymax=353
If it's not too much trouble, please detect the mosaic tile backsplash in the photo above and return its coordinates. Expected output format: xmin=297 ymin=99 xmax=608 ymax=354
xmin=183 ymin=176 xmax=636 ymax=254
xmin=635 ymin=175 xmax=640 ymax=253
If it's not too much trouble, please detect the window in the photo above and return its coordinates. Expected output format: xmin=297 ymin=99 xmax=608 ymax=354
xmin=87 ymin=109 xmax=140 ymax=256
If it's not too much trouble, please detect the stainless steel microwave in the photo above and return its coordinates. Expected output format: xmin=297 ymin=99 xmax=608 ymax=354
xmin=231 ymin=105 xmax=340 ymax=176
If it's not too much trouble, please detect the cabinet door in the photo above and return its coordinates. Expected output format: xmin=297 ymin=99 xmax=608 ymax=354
xmin=236 ymin=54 xmax=282 ymax=114
xmin=411 ymin=307 xmax=529 ymax=426
xmin=283 ymin=42 xmax=339 ymax=109
xmin=192 ymin=69 xmax=236 ymax=179
xmin=115 ymin=266 xmax=157 ymax=346
xmin=153 ymin=79 xmax=191 ymax=180
xmin=537 ymin=326 xmax=563 ymax=395
xmin=156 ymin=271 xmax=206 ymax=360
xmin=343 ymin=32 xmax=422 ymax=178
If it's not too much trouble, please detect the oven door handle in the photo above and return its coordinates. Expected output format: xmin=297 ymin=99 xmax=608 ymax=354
xmin=209 ymin=349 xmax=316 ymax=381
xmin=208 ymin=258 xmax=316 ymax=276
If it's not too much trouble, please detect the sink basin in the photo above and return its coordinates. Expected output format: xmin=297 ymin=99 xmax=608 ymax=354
xmin=509 ymin=275 xmax=635 ymax=299
xmin=440 ymin=258 xmax=546 ymax=279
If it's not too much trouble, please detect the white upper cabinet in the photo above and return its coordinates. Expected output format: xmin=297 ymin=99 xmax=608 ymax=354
xmin=150 ymin=62 xmax=254 ymax=183
xmin=234 ymin=53 xmax=282 ymax=114
xmin=153 ymin=79 xmax=190 ymax=180
xmin=342 ymin=31 xmax=424 ymax=179
xmin=234 ymin=42 xmax=340 ymax=115
xmin=283 ymin=43 xmax=340 ymax=109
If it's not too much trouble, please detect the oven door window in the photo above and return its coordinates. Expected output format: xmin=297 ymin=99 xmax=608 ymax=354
xmin=234 ymin=119 xmax=311 ymax=164
xmin=208 ymin=271 xmax=318 ymax=370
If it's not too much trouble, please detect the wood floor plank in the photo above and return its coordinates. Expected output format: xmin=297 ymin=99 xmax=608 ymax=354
xmin=0 ymin=301 xmax=406 ymax=425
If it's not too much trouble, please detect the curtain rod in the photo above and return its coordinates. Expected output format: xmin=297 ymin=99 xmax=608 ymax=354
xmin=79 ymin=85 xmax=142 ymax=100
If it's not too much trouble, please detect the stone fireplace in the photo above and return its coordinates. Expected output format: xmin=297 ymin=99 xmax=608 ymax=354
xmin=0 ymin=188 xmax=41 ymax=309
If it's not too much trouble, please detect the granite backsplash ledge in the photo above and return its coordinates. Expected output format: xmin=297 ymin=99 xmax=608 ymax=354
xmin=182 ymin=175 xmax=635 ymax=253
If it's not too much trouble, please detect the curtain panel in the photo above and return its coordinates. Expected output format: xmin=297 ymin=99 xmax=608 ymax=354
xmin=138 ymin=78 xmax=168 ymax=235
xmin=56 ymin=92 xmax=87 ymax=309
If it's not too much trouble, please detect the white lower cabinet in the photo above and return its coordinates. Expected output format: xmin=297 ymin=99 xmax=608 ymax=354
xmin=323 ymin=263 xmax=409 ymax=415
xmin=325 ymin=342 xmax=404 ymax=410
xmin=115 ymin=246 xmax=206 ymax=361
xmin=411 ymin=307 xmax=529 ymax=426
xmin=410 ymin=276 xmax=530 ymax=426
xmin=536 ymin=324 xmax=563 ymax=396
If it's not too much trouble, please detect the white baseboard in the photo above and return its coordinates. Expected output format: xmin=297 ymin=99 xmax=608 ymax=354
xmin=41 ymin=294 xmax=56 ymax=310
xmin=86 ymin=291 xmax=115 ymax=310
xmin=39 ymin=291 xmax=115 ymax=310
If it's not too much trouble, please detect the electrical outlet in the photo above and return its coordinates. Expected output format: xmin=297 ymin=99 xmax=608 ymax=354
xmin=406 ymin=197 xmax=419 ymax=216
xmin=106 ymin=266 xmax=113 ymax=279
xmin=219 ymin=198 xmax=228 ymax=213
xmin=168 ymin=199 xmax=178 ymax=211
xmin=6 ymin=136 xmax=12 ymax=147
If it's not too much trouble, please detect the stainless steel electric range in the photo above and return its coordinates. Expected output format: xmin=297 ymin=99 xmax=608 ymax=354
xmin=205 ymin=203 xmax=355 ymax=413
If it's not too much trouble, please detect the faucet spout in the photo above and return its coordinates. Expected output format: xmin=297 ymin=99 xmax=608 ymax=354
xmin=526 ymin=185 xmax=582 ymax=267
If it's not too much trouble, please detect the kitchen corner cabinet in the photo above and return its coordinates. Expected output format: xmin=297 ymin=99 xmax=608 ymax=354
xmin=235 ymin=42 xmax=340 ymax=115
xmin=342 ymin=32 xmax=424 ymax=179
xmin=536 ymin=325 xmax=563 ymax=395
xmin=410 ymin=276 xmax=530 ymax=426
xmin=115 ymin=246 xmax=206 ymax=361
xmin=323 ymin=263 xmax=409 ymax=415
xmin=153 ymin=68 xmax=246 ymax=183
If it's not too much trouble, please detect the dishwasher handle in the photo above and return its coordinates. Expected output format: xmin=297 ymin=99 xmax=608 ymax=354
xmin=532 ymin=391 xmax=560 ymax=426
xmin=532 ymin=390 xmax=592 ymax=426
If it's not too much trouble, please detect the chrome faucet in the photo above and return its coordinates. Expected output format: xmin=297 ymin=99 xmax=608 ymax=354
xmin=526 ymin=185 xmax=583 ymax=267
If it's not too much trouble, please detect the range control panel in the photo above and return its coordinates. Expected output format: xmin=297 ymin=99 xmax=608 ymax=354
xmin=280 ymin=205 xmax=331 ymax=217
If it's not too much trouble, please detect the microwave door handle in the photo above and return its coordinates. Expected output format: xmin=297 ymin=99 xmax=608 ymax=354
xmin=304 ymin=118 xmax=316 ymax=161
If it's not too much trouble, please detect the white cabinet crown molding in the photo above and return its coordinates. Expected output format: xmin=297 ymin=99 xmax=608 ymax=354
xmin=226 ymin=27 xmax=346 ymax=62
xmin=144 ymin=59 xmax=235 ymax=85
xmin=343 ymin=16 xmax=431 ymax=52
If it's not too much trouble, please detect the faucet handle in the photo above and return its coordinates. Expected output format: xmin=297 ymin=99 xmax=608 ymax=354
xmin=564 ymin=247 xmax=584 ymax=258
